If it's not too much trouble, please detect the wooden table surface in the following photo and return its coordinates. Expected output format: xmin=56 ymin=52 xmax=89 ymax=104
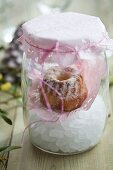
xmin=0 ymin=85 xmax=112 ymax=170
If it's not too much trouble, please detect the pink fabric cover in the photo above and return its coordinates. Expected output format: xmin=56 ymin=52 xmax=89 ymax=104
xmin=22 ymin=12 xmax=113 ymax=52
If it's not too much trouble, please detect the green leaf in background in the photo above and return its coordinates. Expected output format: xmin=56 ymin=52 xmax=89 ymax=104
xmin=0 ymin=108 xmax=8 ymax=115
xmin=1 ymin=115 xmax=12 ymax=125
xmin=0 ymin=146 xmax=9 ymax=152
xmin=0 ymin=146 xmax=21 ymax=154
xmin=0 ymin=46 xmax=5 ymax=51
xmin=0 ymin=108 xmax=12 ymax=125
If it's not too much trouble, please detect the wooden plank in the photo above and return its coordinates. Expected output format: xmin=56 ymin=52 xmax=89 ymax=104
xmin=109 ymin=85 xmax=113 ymax=112
xmin=7 ymin=87 xmax=113 ymax=170
xmin=7 ymin=107 xmax=24 ymax=170
xmin=0 ymin=93 xmax=18 ymax=146
xmin=0 ymin=93 xmax=18 ymax=170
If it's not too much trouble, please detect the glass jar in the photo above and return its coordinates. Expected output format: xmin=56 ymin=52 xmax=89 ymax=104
xmin=21 ymin=12 xmax=112 ymax=155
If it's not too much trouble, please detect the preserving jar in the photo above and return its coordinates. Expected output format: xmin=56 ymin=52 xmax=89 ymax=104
xmin=21 ymin=12 xmax=113 ymax=155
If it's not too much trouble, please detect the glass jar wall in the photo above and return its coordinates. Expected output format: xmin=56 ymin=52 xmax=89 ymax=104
xmin=22 ymin=50 xmax=109 ymax=155
xmin=21 ymin=12 xmax=113 ymax=155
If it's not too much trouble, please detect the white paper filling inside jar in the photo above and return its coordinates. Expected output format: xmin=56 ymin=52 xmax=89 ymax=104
xmin=29 ymin=94 xmax=107 ymax=153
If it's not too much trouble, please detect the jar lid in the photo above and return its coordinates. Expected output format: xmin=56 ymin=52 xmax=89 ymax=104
xmin=22 ymin=12 xmax=113 ymax=51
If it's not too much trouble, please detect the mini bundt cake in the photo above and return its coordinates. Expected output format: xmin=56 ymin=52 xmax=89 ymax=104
xmin=40 ymin=66 xmax=88 ymax=112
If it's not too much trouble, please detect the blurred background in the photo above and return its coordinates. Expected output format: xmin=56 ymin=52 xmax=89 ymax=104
xmin=0 ymin=0 xmax=113 ymax=44
xmin=0 ymin=0 xmax=113 ymax=88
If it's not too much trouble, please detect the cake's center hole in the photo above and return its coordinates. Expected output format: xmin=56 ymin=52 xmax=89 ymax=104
xmin=57 ymin=73 xmax=70 ymax=81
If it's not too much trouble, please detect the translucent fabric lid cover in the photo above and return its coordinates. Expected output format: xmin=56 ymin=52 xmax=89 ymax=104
xmin=22 ymin=12 xmax=113 ymax=51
